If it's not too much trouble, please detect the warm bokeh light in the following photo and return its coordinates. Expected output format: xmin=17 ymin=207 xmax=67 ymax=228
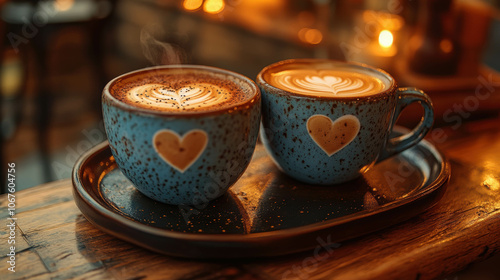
xmin=203 ymin=0 xmax=225 ymax=14
xmin=298 ymin=28 xmax=323 ymax=45
xmin=1 ymin=54 xmax=22 ymax=98
xmin=54 ymin=0 xmax=74 ymax=11
xmin=378 ymin=30 xmax=393 ymax=48
xmin=305 ymin=29 xmax=323 ymax=44
xmin=183 ymin=0 xmax=203 ymax=11
xmin=483 ymin=175 xmax=499 ymax=191
xmin=440 ymin=39 xmax=453 ymax=53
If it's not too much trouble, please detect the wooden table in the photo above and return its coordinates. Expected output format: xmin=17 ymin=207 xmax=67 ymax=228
xmin=2 ymin=117 xmax=500 ymax=280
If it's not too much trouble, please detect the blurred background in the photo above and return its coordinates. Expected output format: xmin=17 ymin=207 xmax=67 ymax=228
xmin=0 ymin=0 xmax=499 ymax=278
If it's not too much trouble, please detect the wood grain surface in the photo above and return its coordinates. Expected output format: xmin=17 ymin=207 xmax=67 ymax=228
xmin=1 ymin=117 xmax=500 ymax=280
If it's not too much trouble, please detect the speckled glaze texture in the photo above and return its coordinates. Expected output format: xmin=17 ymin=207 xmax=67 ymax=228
xmin=103 ymin=66 xmax=261 ymax=205
xmin=259 ymin=90 xmax=396 ymax=184
xmin=257 ymin=59 xmax=434 ymax=185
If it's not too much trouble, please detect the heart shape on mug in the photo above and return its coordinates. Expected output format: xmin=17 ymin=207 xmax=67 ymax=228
xmin=153 ymin=129 xmax=208 ymax=173
xmin=307 ymin=114 xmax=360 ymax=156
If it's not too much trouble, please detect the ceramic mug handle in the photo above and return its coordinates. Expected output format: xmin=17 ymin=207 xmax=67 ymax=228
xmin=378 ymin=87 xmax=434 ymax=161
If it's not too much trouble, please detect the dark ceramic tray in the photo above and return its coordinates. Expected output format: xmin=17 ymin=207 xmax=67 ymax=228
xmin=72 ymin=132 xmax=450 ymax=259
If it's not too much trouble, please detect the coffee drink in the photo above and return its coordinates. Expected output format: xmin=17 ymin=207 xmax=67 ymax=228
xmin=109 ymin=68 xmax=254 ymax=112
xmin=257 ymin=59 xmax=434 ymax=185
xmin=263 ymin=62 xmax=390 ymax=97
xmin=103 ymin=65 xmax=261 ymax=205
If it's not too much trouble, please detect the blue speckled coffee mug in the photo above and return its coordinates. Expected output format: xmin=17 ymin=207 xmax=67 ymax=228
xmin=257 ymin=59 xmax=434 ymax=185
xmin=103 ymin=65 xmax=261 ymax=205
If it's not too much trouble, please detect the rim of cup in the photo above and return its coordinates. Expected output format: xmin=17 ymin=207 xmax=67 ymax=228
xmin=256 ymin=59 xmax=398 ymax=101
xmin=103 ymin=64 xmax=261 ymax=117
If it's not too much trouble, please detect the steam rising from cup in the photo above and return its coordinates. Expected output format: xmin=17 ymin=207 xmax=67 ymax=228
xmin=140 ymin=25 xmax=188 ymax=66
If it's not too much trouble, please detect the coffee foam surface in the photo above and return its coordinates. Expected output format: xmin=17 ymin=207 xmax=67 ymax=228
xmin=265 ymin=65 xmax=390 ymax=97
xmin=110 ymin=68 xmax=253 ymax=112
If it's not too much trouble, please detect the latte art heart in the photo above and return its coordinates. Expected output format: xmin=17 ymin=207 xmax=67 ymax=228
xmin=269 ymin=69 xmax=386 ymax=97
xmin=110 ymin=69 xmax=254 ymax=113
xmin=127 ymin=83 xmax=228 ymax=110
xmin=292 ymin=75 xmax=371 ymax=95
